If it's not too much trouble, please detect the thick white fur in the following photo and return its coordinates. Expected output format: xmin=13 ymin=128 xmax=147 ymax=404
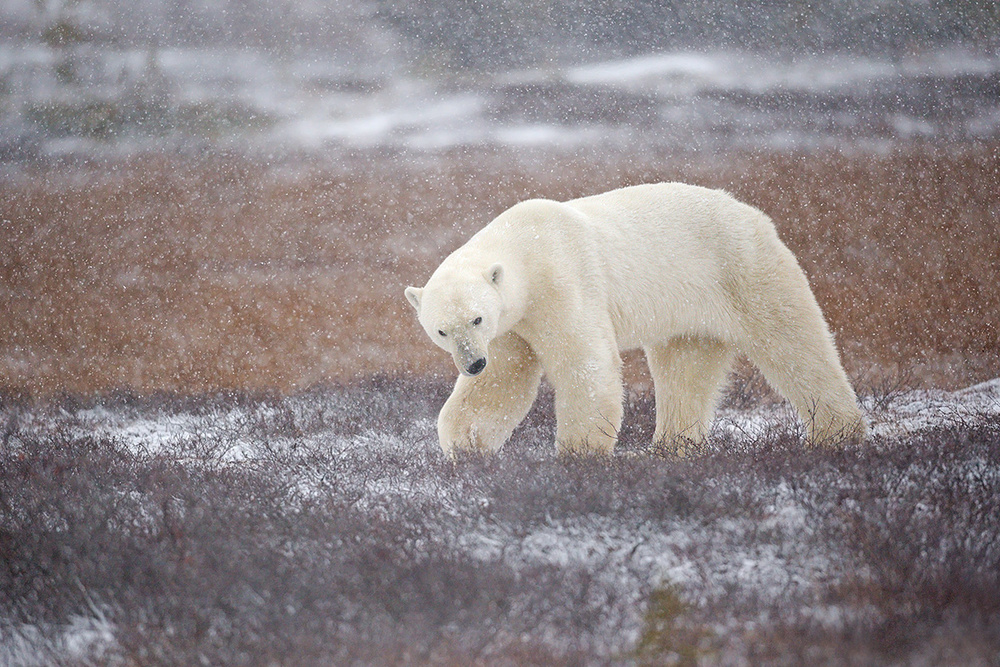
xmin=405 ymin=183 xmax=867 ymax=457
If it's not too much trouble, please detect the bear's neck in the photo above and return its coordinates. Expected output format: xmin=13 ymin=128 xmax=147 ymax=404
xmin=497 ymin=262 xmax=529 ymax=334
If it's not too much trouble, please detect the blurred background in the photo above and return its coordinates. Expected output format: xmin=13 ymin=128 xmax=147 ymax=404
xmin=1 ymin=0 xmax=998 ymax=395
xmin=2 ymin=0 xmax=999 ymax=159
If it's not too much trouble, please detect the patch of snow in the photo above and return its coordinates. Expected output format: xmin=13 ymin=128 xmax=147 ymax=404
xmin=760 ymin=480 xmax=809 ymax=534
xmin=566 ymin=52 xmax=722 ymax=86
xmin=0 ymin=616 xmax=115 ymax=667
xmin=869 ymin=378 xmax=1000 ymax=439
xmin=714 ymin=403 xmax=799 ymax=441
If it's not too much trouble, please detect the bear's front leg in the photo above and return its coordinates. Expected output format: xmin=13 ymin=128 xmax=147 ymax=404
xmin=540 ymin=335 xmax=624 ymax=456
xmin=437 ymin=333 xmax=542 ymax=457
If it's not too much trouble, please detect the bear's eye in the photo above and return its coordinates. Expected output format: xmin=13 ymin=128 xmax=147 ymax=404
xmin=438 ymin=330 xmax=446 ymax=337
xmin=472 ymin=317 xmax=482 ymax=326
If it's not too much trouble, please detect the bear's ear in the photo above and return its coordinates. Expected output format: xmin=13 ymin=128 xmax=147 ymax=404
xmin=486 ymin=263 xmax=503 ymax=287
xmin=404 ymin=286 xmax=422 ymax=312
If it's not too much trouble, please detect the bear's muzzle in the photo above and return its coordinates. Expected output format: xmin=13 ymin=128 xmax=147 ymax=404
xmin=465 ymin=357 xmax=487 ymax=376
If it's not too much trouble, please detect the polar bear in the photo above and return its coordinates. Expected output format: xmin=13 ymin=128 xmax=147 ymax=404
xmin=405 ymin=183 xmax=866 ymax=457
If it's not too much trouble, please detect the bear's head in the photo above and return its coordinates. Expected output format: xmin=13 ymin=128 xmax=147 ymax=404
xmin=405 ymin=263 xmax=505 ymax=377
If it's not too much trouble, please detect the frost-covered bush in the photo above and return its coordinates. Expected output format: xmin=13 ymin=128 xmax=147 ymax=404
xmin=2 ymin=379 xmax=999 ymax=665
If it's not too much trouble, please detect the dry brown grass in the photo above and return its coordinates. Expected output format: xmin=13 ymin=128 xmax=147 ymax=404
xmin=1 ymin=144 xmax=998 ymax=395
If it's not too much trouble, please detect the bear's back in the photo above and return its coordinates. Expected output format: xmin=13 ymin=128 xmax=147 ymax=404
xmin=564 ymin=183 xmax=778 ymax=345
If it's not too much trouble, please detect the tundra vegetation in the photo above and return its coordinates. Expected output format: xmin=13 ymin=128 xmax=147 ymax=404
xmin=2 ymin=145 xmax=999 ymax=664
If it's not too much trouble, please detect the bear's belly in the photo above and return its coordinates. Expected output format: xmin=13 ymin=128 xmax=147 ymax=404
xmin=608 ymin=285 xmax=741 ymax=351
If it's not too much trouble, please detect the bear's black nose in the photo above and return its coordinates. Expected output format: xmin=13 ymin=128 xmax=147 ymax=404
xmin=468 ymin=358 xmax=487 ymax=375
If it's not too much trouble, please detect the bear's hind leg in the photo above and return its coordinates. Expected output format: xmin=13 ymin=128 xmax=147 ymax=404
xmin=437 ymin=333 xmax=543 ymax=457
xmin=744 ymin=302 xmax=867 ymax=445
xmin=645 ymin=336 xmax=733 ymax=456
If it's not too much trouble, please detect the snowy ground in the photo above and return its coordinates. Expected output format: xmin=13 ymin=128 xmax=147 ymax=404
xmin=2 ymin=376 xmax=998 ymax=665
